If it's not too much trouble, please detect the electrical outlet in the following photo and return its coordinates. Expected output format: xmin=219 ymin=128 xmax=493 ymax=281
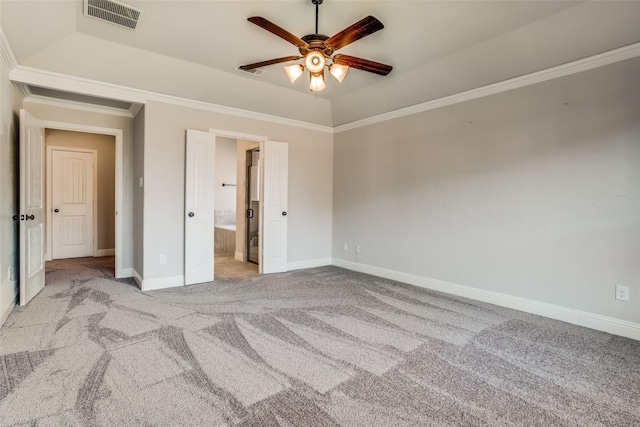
xmin=615 ymin=285 xmax=629 ymax=301
xmin=355 ymin=245 xmax=360 ymax=254
xmin=159 ymin=254 xmax=166 ymax=265
xmin=343 ymin=243 xmax=348 ymax=251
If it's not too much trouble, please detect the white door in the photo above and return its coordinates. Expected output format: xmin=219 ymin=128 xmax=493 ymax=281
xmin=19 ymin=110 xmax=46 ymax=306
xmin=184 ymin=130 xmax=216 ymax=285
xmin=261 ymin=141 xmax=288 ymax=274
xmin=51 ymin=150 xmax=94 ymax=259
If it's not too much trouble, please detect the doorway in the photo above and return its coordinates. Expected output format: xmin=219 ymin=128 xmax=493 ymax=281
xmin=185 ymin=129 xmax=288 ymax=285
xmin=45 ymin=130 xmax=116 ymax=272
xmin=213 ymin=137 xmax=258 ymax=280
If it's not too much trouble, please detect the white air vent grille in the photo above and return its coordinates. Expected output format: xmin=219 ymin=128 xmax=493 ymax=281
xmin=235 ymin=65 xmax=266 ymax=76
xmin=84 ymin=0 xmax=142 ymax=30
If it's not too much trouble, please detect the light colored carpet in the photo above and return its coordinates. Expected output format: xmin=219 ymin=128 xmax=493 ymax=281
xmin=1 ymin=257 xmax=638 ymax=426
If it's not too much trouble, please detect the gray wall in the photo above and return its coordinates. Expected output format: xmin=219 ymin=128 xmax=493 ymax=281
xmin=142 ymin=101 xmax=333 ymax=280
xmin=45 ymin=129 xmax=116 ymax=251
xmin=0 ymin=61 xmax=21 ymax=325
xmin=23 ymin=101 xmax=136 ymax=273
xmin=133 ymin=106 xmax=145 ymax=277
xmin=333 ymin=57 xmax=640 ymax=323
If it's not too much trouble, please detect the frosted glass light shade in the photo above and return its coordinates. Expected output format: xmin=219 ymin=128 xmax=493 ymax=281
xmin=284 ymin=64 xmax=304 ymax=83
xmin=309 ymin=72 xmax=326 ymax=92
xmin=329 ymin=63 xmax=348 ymax=82
xmin=305 ymin=51 xmax=325 ymax=73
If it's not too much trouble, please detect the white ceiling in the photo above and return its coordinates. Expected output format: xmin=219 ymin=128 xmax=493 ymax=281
xmin=2 ymin=1 xmax=640 ymax=126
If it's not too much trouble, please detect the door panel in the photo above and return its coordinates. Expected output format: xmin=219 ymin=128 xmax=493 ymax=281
xmin=184 ymin=130 xmax=216 ymax=285
xmin=19 ymin=109 xmax=46 ymax=305
xmin=261 ymin=141 xmax=288 ymax=274
xmin=52 ymin=150 xmax=94 ymax=259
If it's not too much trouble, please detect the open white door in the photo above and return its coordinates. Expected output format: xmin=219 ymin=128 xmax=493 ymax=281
xmin=261 ymin=141 xmax=288 ymax=274
xmin=19 ymin=109 xmax=46 ymax=305
xmin=184 ymin=130 xmax=216 ymax=285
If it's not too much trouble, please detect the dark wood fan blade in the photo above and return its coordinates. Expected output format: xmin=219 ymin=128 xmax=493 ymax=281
xmin=239 ymin=56 xmax=303 ymax=70
xmin=248 ymin=16 xmax=307 ymax=48
xmin=325 ymin=16 xmax=384 ymax=51
xmin=333 ymin=54 xmax=392 ymax=76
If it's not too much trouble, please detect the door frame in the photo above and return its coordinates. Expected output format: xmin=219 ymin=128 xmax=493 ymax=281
xmin=46 ymin=146 xmax=98 ymax=260
xmin=39 ymin=120 xmax=125 ymax=278
xmin=209 ymin=129 xmax=267 ymax=273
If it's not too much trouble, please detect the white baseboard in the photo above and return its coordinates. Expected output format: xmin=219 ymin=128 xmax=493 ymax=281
xmin=332 ymin=258 xmax=640 ymax=341
xmin=132 ymin=269 xmax=143 ymax=290
xmin=95 ymin=248 xmax=115 ymax=257
xmin=140 ymin=275 xmax=184 ymax=291
xmin=234 ymin=251 xmax=244 ymax=262
xmin=288 ymin=258 xmax=332 ymax=271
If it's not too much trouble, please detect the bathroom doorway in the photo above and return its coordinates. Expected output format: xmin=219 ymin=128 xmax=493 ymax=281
xmin=213 ymin=137 xmax=258 ymax=279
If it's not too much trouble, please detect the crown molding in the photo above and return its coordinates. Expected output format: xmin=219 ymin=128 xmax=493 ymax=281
xmin=129 ymin=103 xmax=144 ymax=117
xmin=25 ymin=94 xmax=134 ymax=118
xmin=13 ymin=82 xmax=30 ymax=100
xmin=334 ymin=42 xmax=640 ymax=133
xmin=6 ymin=41 xmax=639 ymax=134
xmin=0 ymin=29 xmax=18 ymax=71
xmin=9 ymin=66 xmax=334 ymax=133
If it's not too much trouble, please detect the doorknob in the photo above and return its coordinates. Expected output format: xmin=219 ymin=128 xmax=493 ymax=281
xmin=188 ymin=212 xmax=195 ymax=217
xmin=282 ymin=211 xmax=287 ymax=216
xmin=26 ymin=215 xmax=35 ymax=220
xmin=54 ymin=209 xmax=59 ymax=213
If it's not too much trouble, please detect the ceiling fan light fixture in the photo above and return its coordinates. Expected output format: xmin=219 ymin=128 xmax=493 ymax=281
xmin=284 ymin=64 xmax=304 ymax=83
xmin=305 ymin=51 xmax=325 ymax=73
xmin=329 ymin=63 xmax=348 ymax=82
xmin=309 ymin=71 xmax=326 ymax=92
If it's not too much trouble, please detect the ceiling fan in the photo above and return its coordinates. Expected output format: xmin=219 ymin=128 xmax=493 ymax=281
xmin=239 ymin=0 xmax=392 ymax=92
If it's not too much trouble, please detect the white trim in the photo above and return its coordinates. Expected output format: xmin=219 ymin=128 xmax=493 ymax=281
xmin=96 ymin=248 xmax=115 ymax=257
xmin=0 ymin=29 xmax=18 ymax=70
xmin=209 ymin=128 xmax=267 ymax=143
xmin=46 ymin=146 xmax=98 ymax=261
xmin=287 ymin=258 xmax=332 ymax=271
xmin=10 ymin=66 xmax=334 ymax=134
xmin=334 ymin=42 xmax=640 ymax=133
xmin=331 ymin=258 xmax=640 ymax=341
xmin=119 ymin=267 xmax=133 ymax=278
xmin=25 ymin=95 xmax=133 ymax=118
xmin=37 ymin=120 xmax=125 ymax=278
xmin=132 ymin=269 xmax=142 ymax=289
xmin=140 ymin=275 xmax=184 ymax=292
xmin=13 ymin=82 xmax=30 ymax=100
xmin=129 ymin=103 xmax=143 ymax=117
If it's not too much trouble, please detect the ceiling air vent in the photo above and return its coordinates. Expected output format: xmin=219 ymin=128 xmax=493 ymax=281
xmin=235 ymin=65 xmax=266 ymax=77
xmin=84 ymin=0 xmax=142 ymax=30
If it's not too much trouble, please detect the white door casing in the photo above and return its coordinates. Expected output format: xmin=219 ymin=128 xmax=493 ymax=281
xmin=261 ymin=141 xmax=288 ymax=274
xmin=184 ymin=129 xmax=216 ymax=285
xmin=51 ymin=149 xmax=95 ymax=259
xmin=19 ymin=109 xmax=46 ymax=306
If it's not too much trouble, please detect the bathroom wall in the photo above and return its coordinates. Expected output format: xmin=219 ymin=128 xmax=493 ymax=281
xmin=215 ymin=136 xmax=237 ymax=222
